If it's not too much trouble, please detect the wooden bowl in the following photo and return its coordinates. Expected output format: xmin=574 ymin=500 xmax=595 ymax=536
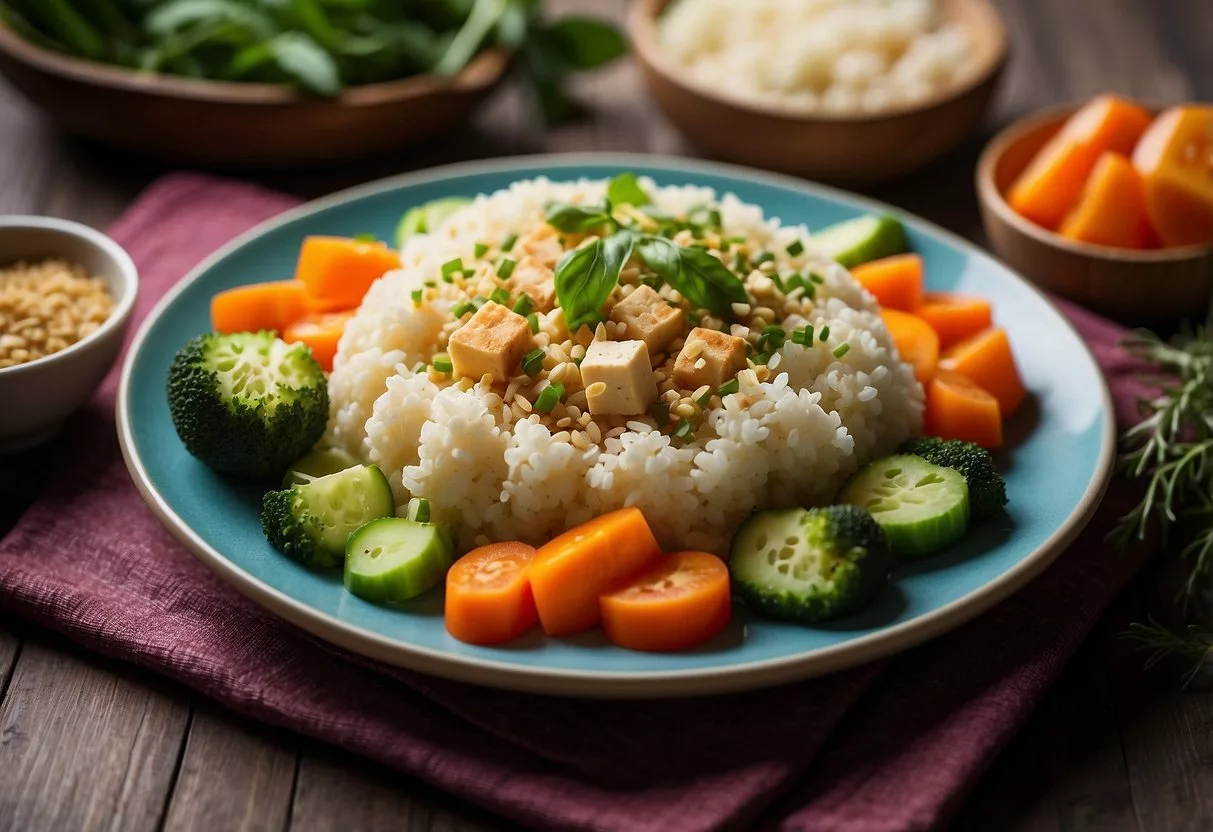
xmin=628 ymin=0 xmax=1008 ymax=186
xmin=0 ymin=21 xmax=510 ymax=168
xmin=977 ymin=103 xmax=1213 ymax=326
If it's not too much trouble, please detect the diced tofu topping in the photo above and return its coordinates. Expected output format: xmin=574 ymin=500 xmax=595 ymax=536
xmin=447 ymin=301 xmax=536 ymax=384
xmin=580 ymin=339 xmax=657 ymax=417
xmin=609 ymin=284 xmax=685 ymax=354
xmin=508 ymin=256 xmax=557 ymax=312
xmin=673 ymin=327 xmax=747 ymax=390
xmin=515 ymin=224 xmax=567 ymax=270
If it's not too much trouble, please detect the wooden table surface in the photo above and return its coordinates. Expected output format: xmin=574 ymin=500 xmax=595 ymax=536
xmin=2 ymin=1 xmax=1212 ymax=830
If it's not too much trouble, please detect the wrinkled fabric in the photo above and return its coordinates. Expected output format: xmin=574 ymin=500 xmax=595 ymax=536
xmin=0 ymin=174 xmax=1155 ymax=832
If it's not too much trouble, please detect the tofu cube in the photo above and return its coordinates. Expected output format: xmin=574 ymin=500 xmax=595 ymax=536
xmin=673 ymin=327 xmax=747 ymax=390
xmin=447 ymin=301 xmax=535 ymax=384
xmin=581 ymin=340 xmax=657 ymax=417
xmin=508 ymin=257 xmax=557 ymax=312
xmin=516 ymin=224 xmax=567 ymax=269
xmin=609 ymin=284 xmax=685 ymax=354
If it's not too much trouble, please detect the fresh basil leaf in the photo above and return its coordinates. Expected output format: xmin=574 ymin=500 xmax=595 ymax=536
xmin=555 ymin=231 xmax=635 ymax=332
xmin=29 ymin=0 xmax=107 ymax=58
xmin=432 ymin=0 xmax=507 ymax=76
xmin=145 ymin=0 xmax=276 ymax=40
xmin=545 ymin=201 xmax=614 ymax=233
xmin=542 ymin=16 xmax=627 ymax=70
xmin=636 ymin=237 xmax=746 ymax=317
xmin=607 ymin=172 xmax=651 ymax=208
xmin=256 ymin=32 xmax=341 ymax=95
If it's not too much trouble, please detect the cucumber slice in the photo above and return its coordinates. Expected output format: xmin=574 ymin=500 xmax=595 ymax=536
xmin=282 ymin=447 xmax=362 ymax=488
xmin=813 ymin=215 xmax=907 ymax=268
xmin=837 ymin=454 xmax=969 ymax=560
xmin=344 ymin=517 xmax=454 ymax=604
xmin=395 ymin=197 xmax=472 ymax=247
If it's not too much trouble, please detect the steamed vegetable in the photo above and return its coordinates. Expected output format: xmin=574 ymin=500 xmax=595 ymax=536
xmin=599 ymin=551 xmax=731 ymax=652
xmin=344 ymin=517 xmax=454 ymax=604
xmin=812 ymin=215 xmax=908 ymax=268
xmin=283 ymin=310 xmax=352 ymax=373
xmin=924 ymin=370 xmax=1004 ymax=449
xmin=445 ymin=542 xmax=539 ymax=645
xmin=295 ymin=237 xmax=401 ymax=312
xmin=940 ymin=327 xmax=1026 ymax=417
xmin=211 ymin=280 xmax=310 ymax=335
xmin=1132 ymin=106 xmax=1213 ymax=247
xmin=729 ymin=505 xmax=891 ymax=623
xmin=900 ymin=437 xmax=1008 ymax=520
xmin=282 ymin=447 xmax=361 ymax=488
xmin=397 ymin=197 xmax=473 ymax=247
xmin=167 ymin=331 xmax=328 ymax=477
xmin=838 ymin=455 xmax=970 ymax=560
xmin=880 ymin=309 xmax=939 ymax=386
xmin=916 ymin=293 xmax=993 ymax=350
xmin=851 ymin=254 xmax=924 ymax=311
xmin=261 ymin=464 xmax=395 ymax=568
xmin=1059 ymin=152 xmax=1155 ymax=248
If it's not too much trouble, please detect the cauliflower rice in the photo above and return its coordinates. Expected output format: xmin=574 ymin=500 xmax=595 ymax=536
xmin=326 ymin=177 xmax=923 ymax=553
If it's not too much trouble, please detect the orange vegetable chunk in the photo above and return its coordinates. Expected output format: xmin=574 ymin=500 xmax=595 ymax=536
xmin=916 ymin=293 xmax=993 ymax=349
xmin=880 ymin=309 xmax=940 ymax=386
xmin=529 ymin=508 xmax=663 ymax=636
xmin=851 ymin=254 xmax=924 ymax=311
xmin=296 ymin=237 xmax=402 ymax=311
xmin=210 ymin=280 xmax=310 ymax=334
xmin=445 ymin=542 xmax=539 ymax=646
xmin=1059 ymin=152 xmax=1155 ymax=248
xmin=925 ymin=370 xmax=1003 ymax=449
xmin=940 ymin=327 xmax=1026 ymax=417
xmin=1132 ymin=106 xmax=1213 ymax=247
xmin=1008 ymin=95 xmax=1153 ymax=230
xmin=284 ymin=311 xmax=353 ymax=373
xmin=599 ymin=551 xmax=731 ymax=653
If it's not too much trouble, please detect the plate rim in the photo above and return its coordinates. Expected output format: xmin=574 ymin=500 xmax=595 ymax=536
xmin=116 ymin=152 xmax=1117 ymax=698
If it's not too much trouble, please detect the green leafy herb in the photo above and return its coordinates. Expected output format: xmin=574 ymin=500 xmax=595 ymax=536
xmin=634 ymin=236 xmax=746 ymax=318
xmin=554 ymin=231 xmax=635 ymax=331
xmin=1124 ymin=618 xmax=1213 ymax=687
xmin=545 ymin=201 xmax=615 ymax=233
xmin=607 ymin=172 xmax=651 ymax=208
xmin=534 ymin=383 xmax=564 ymax=413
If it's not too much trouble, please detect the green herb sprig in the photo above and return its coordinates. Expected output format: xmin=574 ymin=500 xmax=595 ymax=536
xmin=1124 ymin=618 xmax=1213 ymax=687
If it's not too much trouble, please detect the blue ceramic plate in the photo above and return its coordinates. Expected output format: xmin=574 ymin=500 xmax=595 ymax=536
xmin=118 ymin=155 xmax=1115 ymax=698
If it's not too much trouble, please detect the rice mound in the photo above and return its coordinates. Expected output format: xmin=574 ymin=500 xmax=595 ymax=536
xmin=326 ymin=177 xmax=923 ymax=553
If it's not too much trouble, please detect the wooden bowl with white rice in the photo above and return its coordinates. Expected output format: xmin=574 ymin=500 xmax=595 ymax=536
xmin=629 ymin=0 xmax=1008 ymax=186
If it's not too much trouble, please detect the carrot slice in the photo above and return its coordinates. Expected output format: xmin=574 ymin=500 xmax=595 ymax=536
xmin=1008 ymin=95 xmax=1153 ymax=230
xmin=529 ymin=508 xmax=663 ymax=636
xmin=445 ymin=542 xmax=539 ymax=646
xmin=1132 ymin=106 xmax=1213 ymax=247
xmin=940 ymin=327 xmax=1026 ymax=417
xmin=1059 ymin=152 xmax=1155 ymax=249
xmin=295 ymin=237 xmax=402 ymax=311
xmin=283 ymin=311 xmax=353 ymax=373
xmin=599 ymin=551 xmax=731 ymax=653
xmin=925 ymin=370 xmax=1003 ymax=449
xmin=851 ymin=254 xmax=924 ymax=311
xmin=881 ymin=309 xmax=940 ymax=385
xmin=210 ymin=280 xmax=310 ymax=334
xmin=916 ymin=293 xmax=993 ymax=349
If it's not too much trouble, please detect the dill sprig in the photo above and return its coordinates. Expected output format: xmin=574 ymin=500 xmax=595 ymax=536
xmin=1123 ymin=618 xmax=1213 ymax=688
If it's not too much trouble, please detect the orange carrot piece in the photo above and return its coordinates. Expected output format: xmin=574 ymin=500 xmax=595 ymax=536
xmin=445 ymin=542 xmax=539 ymax=646
xmin=210 ymin=280 xmax=311 ymax=334
xmin=529 ymin=508 xmax=663 ymax=636
xmin=1132 ymin=106 xmax=1213 ymax=247
xmin=940 ymin=327 xmax=1026 ymax=417
xmin=881 ymin=309 xmax=940 ymax=386
xmin=1059 ymin=152 xmax=1155 ymax=248
xmin=283 ymin=311 xmax=353 ymax=373
xmin=851 ymin=254 xmax=925 ymax=311
xmin=295 ymin=237 xmax=402 ymax=311
xmin=924 ymin=370 xmax=1003 ymax=449
xmin=916 ymin=293 xmax=993 ymax=349
xmin=1008 ymin=95 xmax=1153 ymax=230
xmin=599 ymin=551 xmax=731 ymax=653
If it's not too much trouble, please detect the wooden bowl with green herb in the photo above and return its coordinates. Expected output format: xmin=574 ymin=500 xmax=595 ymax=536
xmin=0 ymin=1 xmax=623 ymax=168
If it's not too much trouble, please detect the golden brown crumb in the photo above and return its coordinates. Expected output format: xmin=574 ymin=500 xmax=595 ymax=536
xmin=0 ymin=259 xmax=113 ymax=368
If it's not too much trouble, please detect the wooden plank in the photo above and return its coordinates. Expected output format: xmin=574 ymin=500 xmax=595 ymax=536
xmin=0 ymin=623 xmax=18 ymax=698
xmin=0 ymin=636 xmax=189 ymax=832
xmin=162 ymin=704 xmax=297 ymax=832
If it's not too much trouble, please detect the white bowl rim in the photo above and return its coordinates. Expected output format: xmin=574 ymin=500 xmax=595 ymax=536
xmin=0 ymin=215 xmax=139 ymax=378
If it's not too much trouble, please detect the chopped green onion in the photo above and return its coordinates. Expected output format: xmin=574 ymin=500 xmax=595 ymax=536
xmin=406 ymin=497 xmax=430 ymax=523
xmin=441 ymin=258 xmax=463 ymax=280
xmin=731 ymin=252 xmax=748 ymax=272
xmin=413 ymin=362 xmax=427 ymax=374
xmin=752 ymin=353 xmax=770 ymax=366
xmin=501 ymin=233 xmax=518 ymax=253
xmin=752 ymin=251 xmax=775 ymax=267
xmin=792 ymin=325 xmax=814 ymax=346
xmin=649 ymin=402 xmax=670 ymax=427
xmin=472 ymin=296 xmax=489 ymax=309
xmin=727 ymin=235 xmax=747 ymax=246
xmin=490 ymin=287 xmax=511 ymax=306
xmin=718 ymin=378 xmax=740 ymax=396
xmin=786 ymin=240 xmax=805 ymax=257
xmin=354 ymin=233 xmax=377 ymax=243
xmin=451 ymin=300 xmax=475 ymax=318
xmin=760 ymin=325 xmax=786 ymax=352
xmin=432 ymin=353 xmax=453 ymax=373
xmin=534 ymin=383 xmax=563 ymax=413
xmin=522 ymin=347 xmax=545 ymax=377
xmin=411 ymin=289 xmax=423 ymax=307
xmin=473 ymin=242 xmax=489 ymax=258
xmin=809 ymin=272 xmax=825 ymax=284
xmin=696 ymin=389 xmax=713 ymax=408
xmin=496 ymin=257 xmax=517 ymax=279
xmin=527 ymin=313 xmax=539 ymax=334
xmin=688 ymin=310 xmax=703 ymax=327
xmin=423 ymin=279 xmax=437 ymax=288
xmin=819 ymin=325 xmax=830 ymax=342
xmin=674 ymin=418 xmax=693 ymax=440
xmin=512 ymin=293 xmax=533 ymax=316
xmin=833 ymin=343 xmax=851 ymax=358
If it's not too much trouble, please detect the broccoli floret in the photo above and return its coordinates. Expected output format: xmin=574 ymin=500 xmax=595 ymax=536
xmin=901 ymin=437 xmax=1008 ymax=520
xmin=729 ymin=505 xmax=892 ymax=623
xmin=260 ymin=464 xmax=395 ymax=569
xmin=167 ymin=331 xmax=328 ymax=478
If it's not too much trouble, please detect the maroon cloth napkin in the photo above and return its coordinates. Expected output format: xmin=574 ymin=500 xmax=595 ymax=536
xmin=0 ymin=174 xmax=1157 ymax=832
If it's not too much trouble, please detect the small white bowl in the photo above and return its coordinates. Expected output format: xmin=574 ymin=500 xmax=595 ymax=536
xmin=0 ymin=216 xmax=138 ymax=451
